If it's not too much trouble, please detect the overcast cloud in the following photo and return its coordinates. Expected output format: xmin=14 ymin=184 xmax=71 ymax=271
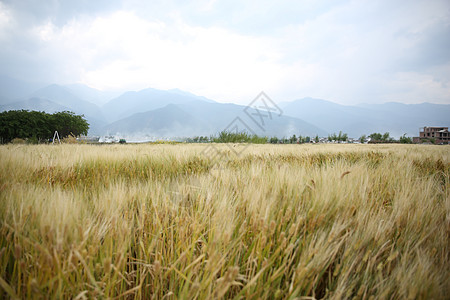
xmin=0 ymin=0 xmax=449 ymax=104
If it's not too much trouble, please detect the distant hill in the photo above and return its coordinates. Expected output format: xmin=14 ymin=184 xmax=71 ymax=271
xmin=177 ymin=100 xmax=327 ymax=137
xmin=2 ymin=75 xmax=448 ymax=139
xmin=31 ymin=84 xmax=105 ymax=120
xmin=104 ymin=101 xmax=327 ymax=138
xmin=64 ymin=84 xmax=121 ymax=106
xmin=280 ymin=98 xmax=450 ymax=137
xmin=167 ymin=88 xmax=216 ymax=103
xmin=104 ymin=104 xmax=208 ymax=137
xmin=102 ymin=88 xmax=216 ymax=122
xmin=0 ymin=97 xmax=71 ymax=113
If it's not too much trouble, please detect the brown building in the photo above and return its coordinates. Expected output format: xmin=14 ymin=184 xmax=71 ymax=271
xmin=413 ymin=127 xmax=449 ymax=144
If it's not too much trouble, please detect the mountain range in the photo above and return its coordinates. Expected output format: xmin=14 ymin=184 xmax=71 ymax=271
xmin=0 ymin=76 xmax=448 ymax=139
xmin=279 ymin=98 xmax=450 ymax=138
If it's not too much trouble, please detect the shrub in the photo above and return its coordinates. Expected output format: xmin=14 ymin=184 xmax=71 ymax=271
xmin=62 ymin=134 xmax=78 ymax=144
xmin=212 ymin=130 xmax=267 ymax=143
xmin=11 ymin=138 xmax=26 ymax=144
xmin=26 ymin=136 xmax=39 ymax=144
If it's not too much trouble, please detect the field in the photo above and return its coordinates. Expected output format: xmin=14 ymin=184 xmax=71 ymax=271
xmin=0 ymin=143 xmax=449 ymax=299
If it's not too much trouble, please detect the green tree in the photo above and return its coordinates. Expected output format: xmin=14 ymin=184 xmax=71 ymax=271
xmin=289 ymin=134 xmax=297 ymax=144
xmin=0 ymin=110 xmax=89 ymax=144
xmin=250 ymin=135 xmax=268 ymax=144
xmin=399 ymin=134 xmax=412 ymax=144
xmin=212 ymin=130 xmax=266 ymax=144
xmin=325 ymin=132 xmax=347 ymax=142
xmin=51 ymin=111 xmax=89 ymax=138
xmin=369 ymin=133 xmax=382 ymax=141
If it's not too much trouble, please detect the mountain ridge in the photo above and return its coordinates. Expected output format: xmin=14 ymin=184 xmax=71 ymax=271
xmin=1 ymin=79 xmax=448 ymax=138
xmin=102 ymin=101 xmax=327 ymax=138
xmin=102 ymin=87 xmax=217 ymax=123
xmin=280 ymin=97 xmax=450 ymax=137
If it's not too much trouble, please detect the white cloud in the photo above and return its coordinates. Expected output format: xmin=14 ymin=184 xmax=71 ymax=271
xmin=0 ymin=2 xmax=13 ymax=39
xmin=30 ymin=11 xmax=284 ymax=103
xmin=381 ymin=69 xmax=450 ymax=102
xmin=0 ymin=0 xmax=449 ymax=104
xmin=266 ymin=0 xmax=450 ymax=104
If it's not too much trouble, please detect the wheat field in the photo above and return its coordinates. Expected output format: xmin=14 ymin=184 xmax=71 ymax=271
xmin=0 ymin=143 xmax=448 ymax=299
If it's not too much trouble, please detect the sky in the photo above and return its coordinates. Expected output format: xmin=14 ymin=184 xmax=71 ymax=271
xmin=0 ymin=0 xmax=449 ymax=105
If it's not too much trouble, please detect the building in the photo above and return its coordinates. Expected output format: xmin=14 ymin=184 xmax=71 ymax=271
xmin=413 ymin=127 xmax=449 ymax=144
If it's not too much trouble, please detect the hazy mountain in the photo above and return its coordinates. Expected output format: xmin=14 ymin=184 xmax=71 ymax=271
xmin=176 ymin=100 xmax=328 ymax=137
xmin=104 ymin=104 xmax=209 ymax=137
xmin=356 ymin=102 xmax=450 ymax=125
xmin=103 ymin=101 xmax=327 ymax=138
xmin=280 ymin=98 xmax=450 ymax=137
xmin=64 ymin=84 xmax=121 ymax=106
xmin=0 ymin=87 xmax=328 ymax=138
xmin=3 ymin=80 xmax=447 ymax=139
xmin=279 ymin=98 xmax=373 ymax=137
xmin=31 ymin=84 xmax=105 ymax=120
xmin=102 ymin=87 xmax=216 ymax=122
xmin=357 ymin=102 xmax=450 ymax=136
xmin=0 ymin=97 xmax=70 ymax=113
xmin=0 ymin=75 xmax=46 ymax=105
xmin=0 ymin=96 xmax=107 ymax=135
xmin=167 ymin=88 xmax=216 ymax=103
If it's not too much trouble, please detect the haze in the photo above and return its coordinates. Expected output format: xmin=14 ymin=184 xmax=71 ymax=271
xmin=0 ymin=0 xmax=449 ymax=105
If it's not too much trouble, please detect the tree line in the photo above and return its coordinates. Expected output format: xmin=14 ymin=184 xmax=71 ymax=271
xmin=362 ymin=132 xmax=412 ymax=144
xmin=188 ymin=131 xmax=413 ymax=144
xmin=186 ymin=131 xmax=267 ymax=144
xmin=0 ymin=110 xmax=89 ymax=144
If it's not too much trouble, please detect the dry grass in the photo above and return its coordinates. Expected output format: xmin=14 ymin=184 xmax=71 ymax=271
xmin=0 ymin=143 xmax=448 ymax=299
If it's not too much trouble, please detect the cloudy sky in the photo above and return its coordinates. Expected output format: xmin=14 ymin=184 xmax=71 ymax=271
xmin=0 ymin=0 xmax=449 ymax=105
